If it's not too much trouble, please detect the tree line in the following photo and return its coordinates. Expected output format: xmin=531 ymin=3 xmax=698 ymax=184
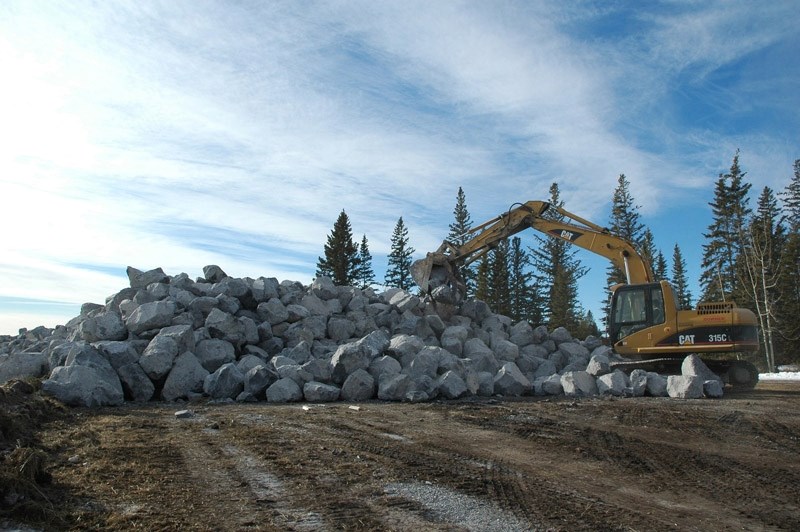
xmin=316 ymin=153 xmax=800 ymax=368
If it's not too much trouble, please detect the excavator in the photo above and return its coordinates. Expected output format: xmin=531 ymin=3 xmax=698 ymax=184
xmin=410 ymin=200 xmax=760 ymax=388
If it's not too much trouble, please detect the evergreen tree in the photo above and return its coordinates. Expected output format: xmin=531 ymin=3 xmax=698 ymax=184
xmin=509 ymin=237 xmax=542 ymax=324
xmin=529 ymin=183 xmax=587 ymax=332
xmin=574 ymin=310 xmax=600 ymax=340
xmin=385 ymin=217 xmax=415 ymax=290
xmin=356 ymin=234 xmax=375 ymax=289
xmin=654 ymin=250 xmax=668 ymax=282
xmin=447 ymin=187 xmax=476 ymax=296
xmin=640 ymin=228 xmax=658 ymax=276
xmin=475 ymin=256 xmax=490 ymax=302
xmin=603 ymin=174 xmax=646 ymax=325
xmin=670 ymin=244 xmax=693 ymax=309
xmin=607 ymin=174 xmax=646 ymax=286
xmin=316 ymin=210 xmax=360 ymax=286
xmin=777 ymin=160 xmax=800 ymax=363
xmin=487 ymin=240 xmax=512 ymax=316
xmin=699 ymin=150 xmax=752 ymax=302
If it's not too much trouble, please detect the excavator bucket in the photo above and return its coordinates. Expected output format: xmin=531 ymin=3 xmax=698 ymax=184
xmin=410 ymin=252 xmax=464 ymax=304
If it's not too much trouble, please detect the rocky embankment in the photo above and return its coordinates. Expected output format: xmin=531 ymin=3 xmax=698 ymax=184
xmin=0 ymin=266 xmax=723 ymax=407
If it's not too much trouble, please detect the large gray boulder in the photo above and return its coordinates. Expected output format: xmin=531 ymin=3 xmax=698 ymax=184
xmin=125 ymin=300 xmax=177 ymax=334
xmin=78 ymin=311 xmax=127 ymax=342
xmin=117 ymin=362 xmax=155 ymax=402
xmin=560 ymin=371 xmax=598 ymax=397
xmin=139 ymin=334 xmax=179 ymax=381
xmin=493 ymin=362 xmax=530 ymax=396
xmin=378 ymin=373 xmax=412 ymax=401
xmin=303 ymin=381 xmax=340 ymax=402
xmin=0 ymin=352 xmax=48 ymax=383
xmin=437 ymin=371 xmax=468 ymax=399
xmin=266 ymin=377 xmax=303 ymax=403
xmin=646 ymin=372 xmax=669 ymax=397
xmin=162 ymin=352 xmax=209 ymax=401
xmin=597 ymin=370 xmax=628 ymax=396
xmin=682 ymin=354 xmax=723 ymax=384
xmin=586 ymin=353 xmax=611 ymax=377
xmin=340 ymin=369 xmax=375 ymax=401
xmin=667 ymin=375 xmax=704 ymax=399
xmin=43 ymin=360 xmax=124 ymax=407
xmin=94 ymin=341 xmax=139 ymax=371
xmin=244 ymin=365 xmax=278 ymax=398
xmin=195 ymin=339 xmax=236 ymax=373
xmin=329 ymin=331 xmax=388 ymax=384
xmin=127 ymin=266 xmax=169 ymax=289
xmin=203 ymin=362 xmax=245 ymax=399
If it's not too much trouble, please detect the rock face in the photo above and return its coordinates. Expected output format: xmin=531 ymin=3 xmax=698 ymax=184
xmin=0 ymin=266 xmax=735 ymax=406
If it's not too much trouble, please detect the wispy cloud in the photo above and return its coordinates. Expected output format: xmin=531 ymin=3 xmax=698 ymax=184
xmin=0 ymin=0 xmax=796 ymax=333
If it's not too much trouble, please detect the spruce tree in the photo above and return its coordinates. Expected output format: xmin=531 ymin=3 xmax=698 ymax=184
xmin=475 ymin=256 xmax=490 ymax=302
xmin=385 ymin=217 xmax=415 ymax=290
xmin=699 ymin=150 xmax=752 ymax=302
xmin=447 ymin=187 xmax=476 ymax=296
xmin=356 ymin=234 xmax=375 ymax=289
xmin=529 ymin=183 xmax=587 ymax=332
xmin=654 ymin=250 xmax=668 ymax=282
xmin=316 ymin=210 xmax=360 ymax=286
xmin=509 ymin=237 xmax=542 ymax=323
xmin=777 ymin=160 xmax=800 ymax=363
xmin=670 ymin=244 xmax=692 ymax=309
xmin=607 ymin=174 xmax=646 ymax=286
xmin=487 ymin=240 xmax=512 ymax=316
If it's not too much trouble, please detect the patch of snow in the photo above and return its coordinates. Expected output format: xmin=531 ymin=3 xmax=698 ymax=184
xmin=759 ymin=372 xmax=800 ymax=381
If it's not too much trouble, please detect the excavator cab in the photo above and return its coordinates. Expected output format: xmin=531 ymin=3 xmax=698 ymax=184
xmin=609 ymin=283 xmax=666 ymax=344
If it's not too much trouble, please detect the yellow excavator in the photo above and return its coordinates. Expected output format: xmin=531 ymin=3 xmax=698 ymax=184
xmin=411 ymin=200 xmax=760 ymax=387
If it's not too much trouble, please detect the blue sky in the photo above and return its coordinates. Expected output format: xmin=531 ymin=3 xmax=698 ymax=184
xmin=1 ymin=0 xmax=797 ymax=335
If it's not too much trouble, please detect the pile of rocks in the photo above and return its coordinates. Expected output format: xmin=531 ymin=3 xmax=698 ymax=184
xmin=0 ymin=266 xmax=724 ymax=407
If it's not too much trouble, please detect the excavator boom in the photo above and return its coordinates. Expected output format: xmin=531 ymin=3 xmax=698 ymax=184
xmin=411 ymin=201 xmax=653 ymax=300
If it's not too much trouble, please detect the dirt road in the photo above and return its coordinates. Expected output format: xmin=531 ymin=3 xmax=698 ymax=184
xmin=5 ymin=381 xmax=800 ymax=531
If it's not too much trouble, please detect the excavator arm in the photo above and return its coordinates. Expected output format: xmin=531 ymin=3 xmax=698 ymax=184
xmin=411 ymin=200 xmax=653 ymax=300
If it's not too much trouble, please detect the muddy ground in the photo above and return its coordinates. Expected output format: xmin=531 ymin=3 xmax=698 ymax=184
xmin=2 ymin=380 xmax=799 ymax=531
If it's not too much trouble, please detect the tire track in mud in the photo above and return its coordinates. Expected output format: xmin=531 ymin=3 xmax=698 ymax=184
xmin=451 ymin=401 xmax=800 ymax=530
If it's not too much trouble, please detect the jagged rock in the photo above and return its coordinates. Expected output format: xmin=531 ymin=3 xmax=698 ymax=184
xmin=597 ymin=369 xmax=628 ymax=396
xmin=561 ymin=371 xmax=598 ymax=397
xmin=302 ymin=358 xmax=332 ymax=383
xmin=94 ymin=341 xmax=139 ymax=371
xmin=509 ymin=321 xmax=534 ymax=347
xmin=310 ymin=276 xmax=338 ymax=300
xmin=492 ymin=339 xmax=519 ymax=362
xmin=387 ymin=334 xmax=426 ymax=367
xmin=125 ymin=300 xmax=177 ymax=335
xmin=117 ymin=362 xmax=155 ymax=402
xmin=368 ymin=355 xmax=402 ymax=381
xmin=682 ymin=354 xmax=722 ymax=384
xmin=406 ymin=347 xmax=439 ymax=380
xmin=0 ymin=351 xmax=48 ymax=383
xmin=327 ymin=316 xmax=355 ymax=342
xmin=266 ymin=377 xmax=303 ymax=402
xmin=205 ymin=308 xmax=246 ymax=345
xmin=586 ymin=353 xmax=611 ymax=376
xmin=78 ymin=311 xmax=127 ymax=342
xmin=203 ymin=362 xmax=245 ymax=399
xmin=127 ymin=266 xmax=169 ymax=289
xmin=43 ymin=364 xmax=124 ymax=407
xmin=493 ymin=362 xmax=530 ymax=396
xmin=533 ymin=359 xmax=557 ymax=379
xmin=330 ymin=341 xmax=372 ymax=384
xmin=257 ymin=298 xmax=289 ymax=325
xmin=437 ymin=370 xmax=468 ymax=399
xmin=162 ymin=352 xmax=209 ymax=401
xmin=628 ymin=369 xmax=648 ymax=397
xmin=236 ymin=354 xmax=266 ymax=374
xmin=378 ymin=373 xmax=412 ymax=401
xmin=646 ymin=372 xmax=668 ymax=397
xmin=139 ymin=334 xmax=179 ymax=381
xmin=251 ymin=277 xmax=279 ymax=303
xmin=558 ymin=342 xmax=590 ymax=365
xmin=303 ymin=381 xmax=340 ymax=402
xmin=440 ymin=325 xmax=468 ymax=356
xmin=244 ymin=365 xmax=278 ymax=398
xmin=202 ymin=264 xmax=228 ymax=283
xmin=667 ymin=375 xmax=704 ymax=399
xmin=341 ymin=369 xmax=375 ymax=401
xmin=541 ymin=374 xmax=564 ymax=396
xmin=550 ymin=327 xmax=573 ymax=345
xmin=389 ymin=290 xmax=420 ymax=313
xmin=195 ymin=338 xmax=236 ymax=373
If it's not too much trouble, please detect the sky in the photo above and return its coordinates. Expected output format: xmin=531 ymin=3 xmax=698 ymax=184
xmin=0 ymin=0 xmax=798 ymax=336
